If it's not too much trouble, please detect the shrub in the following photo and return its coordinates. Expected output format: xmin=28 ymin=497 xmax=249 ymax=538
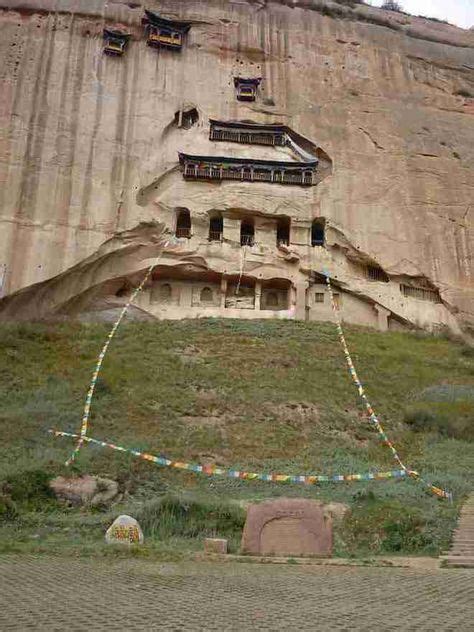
xmin=454 ymin=89 xmax=474 ymax=98
xmin=382 ymin=1 xmax=403 ymax=11
xmin=2 ymin=468 xmax=53 ymax=505
xmin=404 ymin=403 xmax=474 ymax=441
xmin=341 ymin=496 xmax=446 ymax=554
xmin=135 ymin=494 xmax=246 ymax=551
xmin=334 ymin=0 xmax=365 ymax=6
xmin=0 ymin=493 xmax=18 ymax=521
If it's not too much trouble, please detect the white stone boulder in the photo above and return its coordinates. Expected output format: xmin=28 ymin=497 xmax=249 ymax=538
xmin=105 ymin=515 xmax=144 ymax=545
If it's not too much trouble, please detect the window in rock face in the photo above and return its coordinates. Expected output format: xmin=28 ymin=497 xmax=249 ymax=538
xmin=209 ymin=215 xmax=223 ymax=241
xmin=240 ymin=220 xmax=255 ymax=246
xmin=367 ymin=265 xmax=389 ymax=283
xmin=276 ymin=218 xmax=290 ymax=246
xmin=176 ymin=209 xmax=191 ymax=238
xmin=311 ymin=219 xmax=325 ymax=246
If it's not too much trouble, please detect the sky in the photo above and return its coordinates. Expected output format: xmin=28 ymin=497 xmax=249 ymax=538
xmin=368 ymin=0 xmax=474 ymax=29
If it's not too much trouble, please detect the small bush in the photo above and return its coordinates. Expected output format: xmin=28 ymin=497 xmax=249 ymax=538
xmin=404 ymin=404 xmax=474 ymax=441
xmin=321 ymin=4 xmax=346 ymax=18
xmin=454 ymin=89 xmax=474 ymax=98
xmin=382 ymin=1 xmax=403 ymax=11
xmin=3 ymin=468 xmax=53 ymax=505
xmin=0 ymin=493 xmax=18 ymax=521
xmin=415 ymin=384 xmax=474 ymax=403
xmin=136 ymin=494 xmax=245 ymax=551
xmin=334 ymin=0 xmax=365 ymax=6
xmin=342 ymin=496 xmax=442 ymax=554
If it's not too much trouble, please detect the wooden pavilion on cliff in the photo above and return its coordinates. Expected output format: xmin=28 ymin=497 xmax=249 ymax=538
xmin=210 ymin=120 xmax=287 ymax=147
xmin=233 ymin=77 xmax=262 ymax=101
xmin=103 ymin=29 xmax=131 ymax=56
xmin=142 ymin=10 xmax=191 ymax=50
xmin=178 ymin=153 xmax=317 ymax=186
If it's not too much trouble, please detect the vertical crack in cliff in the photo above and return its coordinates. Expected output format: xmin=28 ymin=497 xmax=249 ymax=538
xmin=80 ymin=52 xmax=104 ymax=229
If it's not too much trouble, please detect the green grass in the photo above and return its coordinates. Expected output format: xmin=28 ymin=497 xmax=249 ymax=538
xmin=0 ymin=319 xmax=473 ymax=558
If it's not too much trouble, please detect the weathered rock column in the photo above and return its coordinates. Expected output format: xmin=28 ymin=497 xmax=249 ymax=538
xmin=375 ymin=305 xmax=391 ymax=332
xmin=255 ymin=280 xmax=262 ymax=311
xmin=220 ymin=276 xmax=228 ymax=310
xmin=294 ymin=281 xmax=309 ymax=320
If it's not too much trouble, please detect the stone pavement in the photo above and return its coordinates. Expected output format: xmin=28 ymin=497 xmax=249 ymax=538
xmin=1 ymin=555 xmax=473 ymax=631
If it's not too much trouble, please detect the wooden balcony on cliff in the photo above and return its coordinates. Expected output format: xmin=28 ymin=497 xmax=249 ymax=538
xmin=142 ymin=10 xmax=191 ymax=50
xmin=209 ymin=120 xmax=287 ymax=147
xmin=103 ymin=29 xmax=130 ymax=56
xmin=178 ymin=153 xmax=317 ymax=186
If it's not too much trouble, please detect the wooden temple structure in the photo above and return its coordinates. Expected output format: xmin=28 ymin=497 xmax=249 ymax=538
xmin=234 ymin=77 xmax=262 ymax=101
xmin=210 ymin=120 xmax=288 ymax=147
xmin=178 ymin=153 xmax=317 ymax=186
xmin=103 ymin=29 xmax=130 ymax=56
xmin=142 ymin=10 xmax=191 ymax=50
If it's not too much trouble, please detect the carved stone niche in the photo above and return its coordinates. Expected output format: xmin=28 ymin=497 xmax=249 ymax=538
xmin=240 ymin=498 xmax=332 ymax=557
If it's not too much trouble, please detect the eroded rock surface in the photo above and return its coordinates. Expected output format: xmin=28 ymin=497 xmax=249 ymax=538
xmin=0 ymin=0 xmax=472 ymax=333
xmin=50 ymin=475 xmax=119 ymax=506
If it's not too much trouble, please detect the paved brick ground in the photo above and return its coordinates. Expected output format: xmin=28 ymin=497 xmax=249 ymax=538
xmin=1 ymin=556 xmax=473 ymax=631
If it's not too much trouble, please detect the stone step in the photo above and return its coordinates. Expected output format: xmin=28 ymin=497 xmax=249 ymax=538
xmin=443 ymin=558 xmax=474 ymax=568
xmin=455 ymin=527 xmax=474 ymax=531
xmin=440 ymin=493 xmax=474 ymax=568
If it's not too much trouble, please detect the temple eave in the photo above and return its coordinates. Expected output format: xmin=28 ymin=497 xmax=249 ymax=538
xmin=143 ymin=9 xmax=192 ymax=32
xmin=178 ymin=153 xmax=317 ymax=169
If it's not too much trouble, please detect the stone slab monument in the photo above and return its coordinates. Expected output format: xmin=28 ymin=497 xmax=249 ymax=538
xmin=105 ymin=515 xmax=144 ymax=545
xmin=241 ymin=498 xmax=333 ymax=557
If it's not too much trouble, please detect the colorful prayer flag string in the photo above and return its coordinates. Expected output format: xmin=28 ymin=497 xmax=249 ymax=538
xmin=65 ymin=240 xmax=172 ymax=465
xmin=323 ymin=272 xmax=452 ymax=501
xmin=52 ymin=430 xmax=408 ymax=485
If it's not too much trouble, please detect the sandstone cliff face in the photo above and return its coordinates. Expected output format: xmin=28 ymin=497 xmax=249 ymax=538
xmin=0 ymin=0 xmax=472 ymax=331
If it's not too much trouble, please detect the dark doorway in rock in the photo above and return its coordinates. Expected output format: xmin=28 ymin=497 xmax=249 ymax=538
xmin=209 ymin=215 xmax=223 ymax=241
xmin=266 ymin=291 xmax=279 ymax=307
xmin=311 ymin=219 xmax=325 ymax=247
xmin=174 ymin=107 xmax=199 ymax=129
xmin=176 ymin=208 xmax=191 ymax=238
xmin=241 ymin=219 xmax=255 ymax=246
xmin=277 ymin=217 xmax=291 ymax=247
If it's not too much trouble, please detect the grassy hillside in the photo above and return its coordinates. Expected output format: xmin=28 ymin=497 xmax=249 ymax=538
xmin=1 ymin=319 xmax=473 ymax=558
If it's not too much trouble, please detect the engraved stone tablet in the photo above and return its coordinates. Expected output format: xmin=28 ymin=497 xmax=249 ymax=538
xmin=105 ymin=515 xmax=144 ymax=545
xmin=241 ymin=498 xmax=332 ymax=557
